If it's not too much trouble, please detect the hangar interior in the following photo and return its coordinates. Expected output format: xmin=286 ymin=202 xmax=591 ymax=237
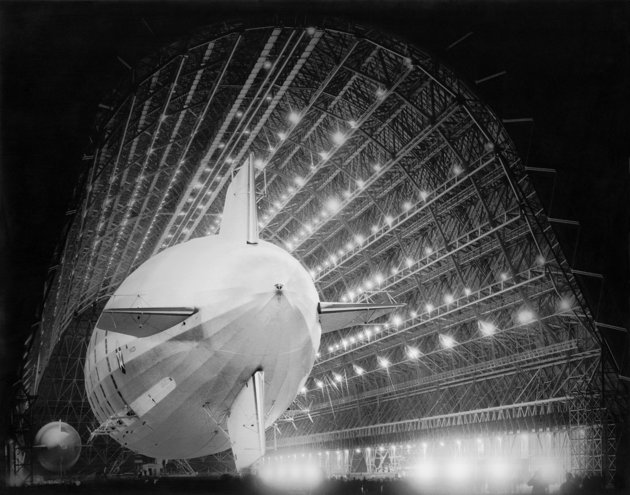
xmin=2 ymin=7 xmax=628 ymax=494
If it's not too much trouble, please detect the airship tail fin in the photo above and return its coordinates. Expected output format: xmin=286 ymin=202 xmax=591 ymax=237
xmin=318 ymin=301 xmax=405 ymax=333
xmin=220 ymin=154 xmax=259 ymax=244
xmin=227 ymin=370 xmax=266 ymax=471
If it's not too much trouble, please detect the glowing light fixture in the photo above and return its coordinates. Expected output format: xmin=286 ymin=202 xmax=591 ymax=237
xmin=332 ymin=130 xmax=346 ymax=145
xmin=517 ymin=308 xmax=536 ymax=324
xmin=326 ymin=197 xmax=341 ymax=212
xmin=440 ymin=334 xmax=455 ymax=348
xmin=478 ymin=320 xmax=497 ymax=336
xmin=406 ymin=346 xmax=421 ymax=359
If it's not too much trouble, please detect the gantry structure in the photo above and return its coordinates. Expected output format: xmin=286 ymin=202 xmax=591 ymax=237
xmin=16 ymin=19 xmax=619 ymax=480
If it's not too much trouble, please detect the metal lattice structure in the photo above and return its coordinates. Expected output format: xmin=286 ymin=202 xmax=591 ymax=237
xmin=21 ymin=20 xmax=613 ymax=477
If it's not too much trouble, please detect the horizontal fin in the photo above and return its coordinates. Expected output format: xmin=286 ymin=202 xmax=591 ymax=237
xmin=318 ymin=302 xmax=405 ymax=333
xmin=97 ymin=307 xmax=196 ymax=337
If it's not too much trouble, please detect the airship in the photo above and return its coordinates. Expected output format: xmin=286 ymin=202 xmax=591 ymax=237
xmin=84 ymin=156 xmax=401 ymax=470
xmin=34 ymin=421 xmax=82 ymax=472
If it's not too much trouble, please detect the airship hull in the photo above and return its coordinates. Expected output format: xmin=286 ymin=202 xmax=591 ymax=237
xmin=83 ymin=158 xmax=399 ymax=468
xmin=84 ymin=238 xmax=319 ymax=459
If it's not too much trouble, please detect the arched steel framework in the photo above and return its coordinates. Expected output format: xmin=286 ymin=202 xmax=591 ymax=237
xmin=21 ymin=20 xmax=615 ymax=479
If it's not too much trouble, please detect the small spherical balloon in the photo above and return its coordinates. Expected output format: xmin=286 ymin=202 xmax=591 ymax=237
xmin=34 ymin=421 xmax=81 ymax=471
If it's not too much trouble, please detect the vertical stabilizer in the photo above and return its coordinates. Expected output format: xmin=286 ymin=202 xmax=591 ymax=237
xmin=227 ymin=370 xmax=266 ymax=471
xmin=219 ymin=154 xmax=259 ymax=244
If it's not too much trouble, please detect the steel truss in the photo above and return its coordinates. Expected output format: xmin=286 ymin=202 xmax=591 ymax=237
xmin=20 ymin=19 xmax=617 ymax=476
xmin=569 ymin=393 xmax=616 ymax=486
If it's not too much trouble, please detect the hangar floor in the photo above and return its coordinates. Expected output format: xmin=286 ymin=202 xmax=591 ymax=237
xmin=1 ymin=477 xmax=623 ymax=495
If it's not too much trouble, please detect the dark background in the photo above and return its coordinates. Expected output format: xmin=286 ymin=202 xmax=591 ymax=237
xmin=1 ymin=0 xmax=629 ymax=441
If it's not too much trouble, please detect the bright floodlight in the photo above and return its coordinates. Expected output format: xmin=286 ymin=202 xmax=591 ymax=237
xmin=288 ymin=111 xmax=301 ymax=124
xmin=425 ymin=303 xmax=434 ymax=313
xmin=326 ymin=197 xmax=341 ymax=213
xmin=448 ymin=458 xmax=471 ymax=483
xmin=440 ymin=334 xmax=455 ymax=348
xmin=559 ymin=295 xmax=574 ymax=311
xmin=517 ymin=307 xmax=536 ymax=324
xmin=354 ymin=365 xmax=364 ymax=375
xmin=415 ymin=459 xmax=437 ymax=483
xmin=378 ymin=356 xmax=390 ymax=368
xmin=478 ymin=319 xmax=497 ymax=336
xmin=259 ymin=461 xmax=322 ymax=490
xmin=487 ymin=458 xmax=511 ymax=481
xmin=406 ymin=346 xmax=420 ymax=359
xmin=316 ymin=380 xmax=324 ymax=388
xmin=332 ymin=130 xmax=346 ymax=145
xmin=392 ymin=315 xmax=403 ymax=326
xmin=444 ymin=293 xmax=454 ymax=305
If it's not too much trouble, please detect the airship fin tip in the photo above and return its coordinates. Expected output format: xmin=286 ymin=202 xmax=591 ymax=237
xmin=219 ymin=154 xmax=259 ymax=244
xmin=227 ymin=370 xmax=266 ymax=471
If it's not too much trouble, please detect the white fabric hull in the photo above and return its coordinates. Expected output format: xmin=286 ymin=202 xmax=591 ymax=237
xmin=84 ymin=238 xmax=319 ymax=459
